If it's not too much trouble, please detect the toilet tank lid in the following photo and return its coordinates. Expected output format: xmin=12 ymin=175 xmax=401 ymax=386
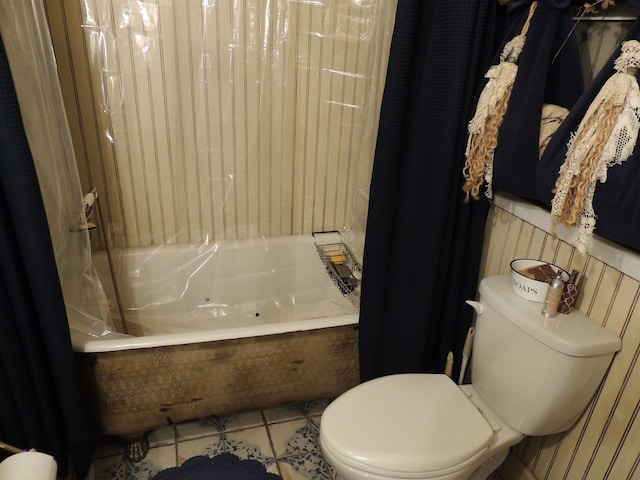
xmin=479 ymin=275 xmax=622 ymax=357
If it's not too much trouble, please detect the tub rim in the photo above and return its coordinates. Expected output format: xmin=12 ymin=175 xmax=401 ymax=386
xmin=72 ymin=313 xmax=358 ymax=353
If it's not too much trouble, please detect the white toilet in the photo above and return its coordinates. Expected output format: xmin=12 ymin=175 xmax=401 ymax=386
xmin=320 ymin=275 xmax=622 ymax=480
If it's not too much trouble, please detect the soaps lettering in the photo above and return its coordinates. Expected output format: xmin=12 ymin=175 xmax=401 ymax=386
xmin=513 ymin=278 xmax=538 ymax=295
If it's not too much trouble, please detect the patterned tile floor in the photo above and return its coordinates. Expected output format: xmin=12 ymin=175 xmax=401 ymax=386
xmin=91 ymin=399 xmax=344 ymax=480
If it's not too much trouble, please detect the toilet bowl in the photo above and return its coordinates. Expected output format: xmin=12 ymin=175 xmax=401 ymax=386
xmin=319 ymin=374 xmax=522 ymax=480
xmin=319 ymin=275 xmax=622 ymax=480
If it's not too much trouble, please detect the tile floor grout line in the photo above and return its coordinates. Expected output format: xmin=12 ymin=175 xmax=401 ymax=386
xmin=173 ymin=436 xmax=179 ymax=470
xmin=167 ymin=423 xmax=178 ymax=470
xmin=261 ymin=409 xmax=286 ymax=478
xmin=92 ymin=400 xmax=337 ymax=480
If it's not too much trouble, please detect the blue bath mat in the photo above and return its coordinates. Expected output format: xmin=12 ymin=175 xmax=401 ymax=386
xmin=152 ymin=453 xmax=282 ymax=480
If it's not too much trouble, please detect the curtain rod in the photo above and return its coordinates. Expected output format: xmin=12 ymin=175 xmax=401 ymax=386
xmin=573 ymin=5 xmax=637 ymax=21
xmin=497 ymin=2 xmax=636 ymax=22
xmin=573 ymin=15 xmax=636 ymax=21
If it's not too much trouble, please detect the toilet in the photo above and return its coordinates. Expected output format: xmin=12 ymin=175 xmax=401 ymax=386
xmin=319 ymin=275 xmax=622 ymax=480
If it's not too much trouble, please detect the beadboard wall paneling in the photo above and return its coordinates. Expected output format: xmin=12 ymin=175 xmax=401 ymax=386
xmin=484 ymin=206 xmax=640 ymax=480
xmin=44 ymin=0 xmax=396 ymax=248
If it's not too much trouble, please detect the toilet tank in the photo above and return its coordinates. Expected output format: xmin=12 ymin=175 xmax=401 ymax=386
xmin=471 ymin=275 xmax=621 ymax=436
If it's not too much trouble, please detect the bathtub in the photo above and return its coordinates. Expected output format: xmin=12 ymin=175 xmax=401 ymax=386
xmin=73 ymin=234 xmax=360 ymax=460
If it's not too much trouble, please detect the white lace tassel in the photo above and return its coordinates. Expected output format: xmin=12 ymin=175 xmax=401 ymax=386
xmin=463 ymin=2 xmax=538 ymax=200
xmin=467 ymin=41 xmax=524 ymax=141
xmin=573 ymin=183 xmax=598 ymax=254
xmin=551 ymin=39 xmax=640 ymax=252
xmin=463 ymin=41 xmax=523 ymax=200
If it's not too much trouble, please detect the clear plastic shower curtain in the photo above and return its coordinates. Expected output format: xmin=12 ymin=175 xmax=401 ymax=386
xmin=0 ymin=1 xmax=115 ymax=339
xmin=28 ymin=0 xmax=396 ymax=335
xmin=67 ymin=0 xmax=396 ymax=251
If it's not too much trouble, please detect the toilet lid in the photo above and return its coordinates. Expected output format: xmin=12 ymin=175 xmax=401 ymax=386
xmin=321 ymin=374 xmax=494 ymax=475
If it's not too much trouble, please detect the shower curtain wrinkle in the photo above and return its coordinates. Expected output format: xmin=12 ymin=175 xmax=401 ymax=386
xmin=359 ymin=0 xmax=504 ymax=381
xmin=70 ymin=0 xmax=395 ymax=248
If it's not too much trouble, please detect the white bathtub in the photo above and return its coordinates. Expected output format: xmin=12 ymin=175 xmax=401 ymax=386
xmin=78 ymin=234 xmax=359 ymax=353
xmin=74 ymin=234 xmax=360 ymax=458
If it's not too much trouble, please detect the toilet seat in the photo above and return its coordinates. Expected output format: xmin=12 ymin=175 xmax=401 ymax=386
xmin=321 ymin=435 xmax=490 ymax=479
xmin=320 ymin=374 xmax=494 ymax=477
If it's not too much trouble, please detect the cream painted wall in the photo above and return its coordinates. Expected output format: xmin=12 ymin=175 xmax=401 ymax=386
xmin=483 ymin=202 xmax=640 ymax=480
xmin=486 ymin=16 xmax=640 ymax=478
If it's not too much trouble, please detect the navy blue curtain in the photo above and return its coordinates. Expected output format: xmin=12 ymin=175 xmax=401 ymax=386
xmin=359 ymin=1 xmax=505 ymax=381
xmin=492 ymin=0 xmax=584 ymax=201
xmin=0 ymin=35 xmax=97 ymax=478
xmin=537 ymin=13 xmax=640 ymax=252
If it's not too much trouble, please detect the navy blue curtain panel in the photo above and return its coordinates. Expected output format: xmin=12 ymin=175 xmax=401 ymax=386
xmin=491 ymin=0 xmax=584 ymax=201
xmin=359 ymin=0 xmax=504 ymax=381
xmin=536 ymin=10 xmax=640 ymax=253
xmin=0 ymin=35 xmax=97 ymax=478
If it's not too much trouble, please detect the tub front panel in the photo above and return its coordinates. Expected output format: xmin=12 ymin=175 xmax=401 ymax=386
xmin=77 ymin=326 xmax=359 ymax=437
